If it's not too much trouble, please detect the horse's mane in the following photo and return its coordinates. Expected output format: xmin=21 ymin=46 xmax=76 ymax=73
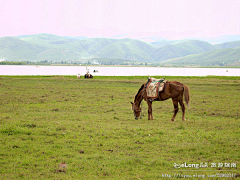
xmin=134 ymin=84 xmax=144 ymax=102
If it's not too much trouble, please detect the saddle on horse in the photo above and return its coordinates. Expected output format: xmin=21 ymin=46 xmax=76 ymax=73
xmin=145 ymin=77 xmax=166 ymax=100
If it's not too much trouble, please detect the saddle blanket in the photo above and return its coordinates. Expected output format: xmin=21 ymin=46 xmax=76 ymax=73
xmin=146 ymin=78 xmax=165 ymax=99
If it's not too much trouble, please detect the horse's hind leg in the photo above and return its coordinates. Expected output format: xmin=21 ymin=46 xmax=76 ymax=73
xmin=171 ymin=98 xmax=179 ymax=121
xmin=179 ymin=98 xmax=186 ymax=121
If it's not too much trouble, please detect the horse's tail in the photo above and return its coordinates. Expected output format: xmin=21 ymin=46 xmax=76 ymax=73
xmin=183 ymin=85 xmax=190 ymax=109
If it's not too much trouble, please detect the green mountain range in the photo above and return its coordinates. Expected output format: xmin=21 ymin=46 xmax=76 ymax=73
xmin=0 ymin=33 xmax=240 ymax=66
xmin=164 ymin=48 xmax=240 ymax=66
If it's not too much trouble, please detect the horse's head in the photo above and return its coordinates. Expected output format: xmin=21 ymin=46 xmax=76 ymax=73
xmin=131 ymin=102 xmax=141 ymax=120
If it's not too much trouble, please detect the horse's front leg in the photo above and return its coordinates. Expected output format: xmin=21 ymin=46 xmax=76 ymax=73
xmin=147 ymin=101 xmax=153 ymax=120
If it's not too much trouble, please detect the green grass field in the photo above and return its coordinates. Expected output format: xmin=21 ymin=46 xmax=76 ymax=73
xmin=0 ymin=76 xmax=239 ymax=179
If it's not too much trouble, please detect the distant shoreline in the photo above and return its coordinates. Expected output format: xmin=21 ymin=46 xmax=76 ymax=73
xmin=0 ymin=64 xmax=239 ymax=68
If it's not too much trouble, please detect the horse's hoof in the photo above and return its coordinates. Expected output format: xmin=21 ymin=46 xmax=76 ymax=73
xmin=171 ymin=119 xmax=175 ymax=121
xmin=182 ymin=118 xmax=186 ymax=121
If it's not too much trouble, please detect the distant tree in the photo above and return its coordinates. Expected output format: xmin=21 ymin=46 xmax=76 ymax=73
xmin=0 ymin=61 xmax=26 ymax=65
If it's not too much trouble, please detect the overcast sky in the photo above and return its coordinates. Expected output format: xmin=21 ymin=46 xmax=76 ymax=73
xmin=0 ymin=0 xmax=240 ymax=39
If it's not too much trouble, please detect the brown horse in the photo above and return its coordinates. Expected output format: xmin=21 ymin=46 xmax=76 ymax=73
xmin=131 ymin=81 xmax=190 ymax=121
xmin=84 ymin=74 xmax=93 ymax=79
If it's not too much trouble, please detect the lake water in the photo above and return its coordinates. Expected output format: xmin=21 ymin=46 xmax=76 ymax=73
xmin=0 ymin=65 xmax=239 ymax=76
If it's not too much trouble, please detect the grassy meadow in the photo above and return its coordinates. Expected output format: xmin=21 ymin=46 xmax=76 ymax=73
xmin=0 ymin=75 xmax=239 ymax=179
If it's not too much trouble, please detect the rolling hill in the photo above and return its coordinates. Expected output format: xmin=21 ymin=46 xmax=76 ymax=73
xmin=92 ymin=39 xmax=157 ymax=62
xmin=151 ymin=40 xmax=215 ymax=62
xmin=17 ymin=34 xmax=83 ymax=47
xmin=214 ymin=40 xmax=240 ymax=49
xmin=0 ymin=37 xmax=46 ymax=61
xmin=162 ymin=48 xmax=240 ymax=66
xmin=0 ymin=33 xmax=240 ymax=66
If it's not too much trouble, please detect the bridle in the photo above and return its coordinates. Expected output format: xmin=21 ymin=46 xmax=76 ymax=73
xmin=132 ymin=103 xmax=141 ymax=120
xmin=132 ymin=84 xmax=146 ymax=120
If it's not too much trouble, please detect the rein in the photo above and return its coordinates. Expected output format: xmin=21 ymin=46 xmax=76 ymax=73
xmin=140 ymin=103 xmax=144 ymax=119
xmin=139 ymin=85 xmax=146 ymax=119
